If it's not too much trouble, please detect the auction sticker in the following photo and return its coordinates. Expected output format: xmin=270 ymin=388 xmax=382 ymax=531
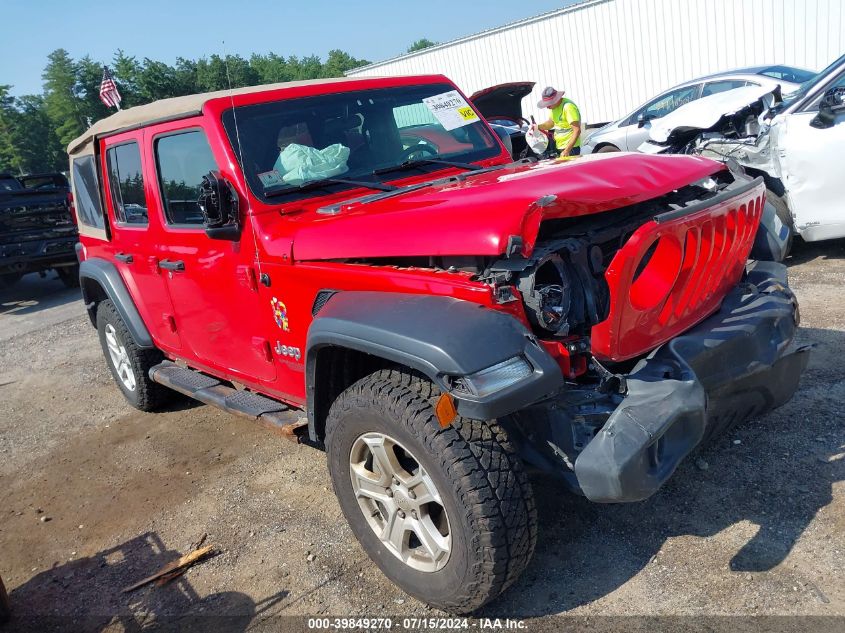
xmin=422 ymin=90 xmax=480 ymax=131
xmin=258 ymin=169 xmax=285 ymax=188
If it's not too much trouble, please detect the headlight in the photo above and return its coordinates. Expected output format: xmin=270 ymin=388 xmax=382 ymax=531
xmin=449 ymin=356 xmax=533 ymax=398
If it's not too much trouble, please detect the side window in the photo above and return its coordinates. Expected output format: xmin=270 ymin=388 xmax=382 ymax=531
xmin=631 ymin=85 xmax=700 ymax=124
xmin=155 ymin=130 xmax=218 ymax=226
xmin=71 ymin=155 xmax=105 ymax=230
xmin=702 ymin=80 xmax=748 ymax=97
xmin=105 ymin=141 xmax=148 ymax=225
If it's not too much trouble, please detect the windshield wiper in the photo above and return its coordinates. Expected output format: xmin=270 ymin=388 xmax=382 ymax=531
xmin=372 ymin=158 xmax=482 ymax=177
xmin=264 ymin=177 xmax=398 ymax=198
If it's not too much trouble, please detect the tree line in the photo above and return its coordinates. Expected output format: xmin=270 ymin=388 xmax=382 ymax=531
xmin=0 ymin=48 xmax=370 ymax=175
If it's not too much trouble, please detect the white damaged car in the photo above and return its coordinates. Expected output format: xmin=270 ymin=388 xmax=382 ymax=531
xmin=640 ymin=53 xmax=845 ymax=251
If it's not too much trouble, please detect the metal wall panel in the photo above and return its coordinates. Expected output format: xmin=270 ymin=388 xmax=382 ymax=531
xmin=348 ymin=0 xmax=844 ymax=124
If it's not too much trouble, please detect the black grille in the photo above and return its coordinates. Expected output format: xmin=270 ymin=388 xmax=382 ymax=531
xmin=311 ymin=290 xmax=338 ymax=316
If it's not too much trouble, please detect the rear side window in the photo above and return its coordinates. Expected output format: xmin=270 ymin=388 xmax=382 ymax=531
xmin=71 ymin=155 xmax=105 ymax=230
xmin=702 ymin=80 xmax=748 ymax=97
xmin=155 ymin=130 xmax=218 ymax=226
xmin=106 ymin=142 xmax=148 ymax=225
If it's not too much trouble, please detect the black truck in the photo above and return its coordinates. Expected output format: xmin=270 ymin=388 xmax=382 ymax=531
xmin=0 ymin=172 xmax=79 ymax=289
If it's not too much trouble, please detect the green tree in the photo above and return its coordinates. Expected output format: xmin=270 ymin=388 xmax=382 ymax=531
xmin=113 ymin=50 xmax=143 ymax=107
xmin=42 ymin=48 xmax=86 ymax=148
xmin=321 ymin=49 xmax=370 ymax=77
xmin=407 ymin=38 xmax=437 ymax=53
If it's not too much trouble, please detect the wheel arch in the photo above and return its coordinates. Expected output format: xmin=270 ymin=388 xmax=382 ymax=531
xmin=304 ymin=291 xmax=562 ymax=444
xmin=593 ymin=142 xmax=621 ymax=153
xmin=79 ymin=258 xmax=154 ymax=349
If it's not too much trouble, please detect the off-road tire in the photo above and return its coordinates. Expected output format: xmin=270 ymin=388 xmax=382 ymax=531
xmin=766 ymin=189 xmax=794 ymax=257
xmin=325 ymin=369 xmax=537 ymax=613
xmin=96 ymin=299 xmax=170 ymax=411
xmin=56 ymin=264 xmax=80 ymax=288
xmin=596 ymin=144 xmax=620 ymax=153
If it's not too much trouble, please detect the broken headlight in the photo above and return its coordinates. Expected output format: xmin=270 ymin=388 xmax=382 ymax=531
xmin=449 ymin=356 xmax=533 ymax=398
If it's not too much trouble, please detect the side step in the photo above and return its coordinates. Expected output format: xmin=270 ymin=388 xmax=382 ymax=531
xmin=149 ymin=361 xmax=308 ymax=443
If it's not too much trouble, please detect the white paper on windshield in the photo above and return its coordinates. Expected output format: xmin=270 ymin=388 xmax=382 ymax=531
xmin=422 ymin=90 xmax=480 ymax=131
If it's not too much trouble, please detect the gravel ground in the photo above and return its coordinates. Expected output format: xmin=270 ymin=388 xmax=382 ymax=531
xmin=1 ymin=241 xmax=843 ymax=632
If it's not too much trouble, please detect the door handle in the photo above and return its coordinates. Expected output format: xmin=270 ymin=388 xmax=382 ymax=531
xmin=115 ymin=252 xmax=133 ymax=263
xmin=158 ymin=259 xmax=185 ymax=272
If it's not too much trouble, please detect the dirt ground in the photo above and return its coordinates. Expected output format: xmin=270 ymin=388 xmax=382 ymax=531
xmin=1 ymin=240 xmax=844 ymax=632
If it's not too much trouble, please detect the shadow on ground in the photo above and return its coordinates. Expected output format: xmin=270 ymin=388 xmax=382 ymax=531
xmin=0 ymin=272 xmax=80 ymax=317
xmin=6 ymin=532 xmax=288 ymax=632
xmin=485 ymin=325 xmax=844 ymax=617
xmin=786 ymin=237 xmax=845 ymax=267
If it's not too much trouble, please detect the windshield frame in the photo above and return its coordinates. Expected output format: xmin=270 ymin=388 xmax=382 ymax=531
xmin=220 ymin=82 xmax=504 ymax=204
xmin=778 ymin=53 xmax=845 ymax=112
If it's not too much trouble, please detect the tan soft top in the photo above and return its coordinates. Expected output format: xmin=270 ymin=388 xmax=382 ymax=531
xmin=67 ymin=76 xmax=385 ymax=156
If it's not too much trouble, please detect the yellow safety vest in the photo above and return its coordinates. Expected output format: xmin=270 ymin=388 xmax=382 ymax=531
xmin=551 ymin=98 xmax=581 ymax=150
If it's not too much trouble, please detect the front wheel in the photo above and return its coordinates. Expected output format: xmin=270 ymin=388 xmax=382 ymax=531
xmin=766 ymin=189 xmax=794 ymax=258
xmin=325 ymin=369 xmax=537 ymax=613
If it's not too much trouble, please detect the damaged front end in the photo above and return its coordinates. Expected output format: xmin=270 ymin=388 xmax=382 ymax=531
xmin=482 ymin=168 xmax=809 ymax=502
xmin=506 ymin=261 xmax=809 ymax=502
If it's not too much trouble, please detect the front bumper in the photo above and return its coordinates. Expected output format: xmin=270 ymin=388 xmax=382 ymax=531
xmin=572 ymin=261 xmax=809 ymax=502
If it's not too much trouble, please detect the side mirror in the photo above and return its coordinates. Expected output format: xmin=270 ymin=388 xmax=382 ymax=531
xmin=637 ymin=113 xmax=651 ymax=128
xmin=198 ymin=171 xmax=240 ymax=240
xmin=810 ymin=87 xmax=845 ymax=130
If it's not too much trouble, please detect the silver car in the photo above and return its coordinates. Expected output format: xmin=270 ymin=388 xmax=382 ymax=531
xmin=582 ymin=65 xmax=814 ymax=154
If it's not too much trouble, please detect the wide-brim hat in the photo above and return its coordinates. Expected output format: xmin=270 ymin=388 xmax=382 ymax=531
xmin=537 ymin=87 xmax=565 ymax=108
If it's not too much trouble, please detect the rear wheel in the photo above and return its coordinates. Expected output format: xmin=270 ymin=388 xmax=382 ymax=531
xmin=96 ymin=299 xmax=171 ymax=411
xmin=325 ymin=369 xmax=537 ymax=613
xmin=56 ymin=264 xmax=80 ymax=288
xmin=596 ymin=144 xmax=620 ymax=153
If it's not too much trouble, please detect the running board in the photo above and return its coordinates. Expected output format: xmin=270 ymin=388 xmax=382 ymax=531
xmin=149 ymin=361 xmax=308 ymax=443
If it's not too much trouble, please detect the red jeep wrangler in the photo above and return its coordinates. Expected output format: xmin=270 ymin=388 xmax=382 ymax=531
xmin=68 ymin=75 xmax=808 ymax=612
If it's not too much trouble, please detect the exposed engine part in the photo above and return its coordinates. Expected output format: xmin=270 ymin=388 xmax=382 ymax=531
xmin=516 ymin=253 xmax=573 ymax=334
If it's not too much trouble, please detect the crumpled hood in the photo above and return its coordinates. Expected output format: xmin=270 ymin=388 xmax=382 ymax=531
xmin=288 ymin=153 xmax=724 ymax=261
xmin=647 ymin=85 xmax=779 ymax=143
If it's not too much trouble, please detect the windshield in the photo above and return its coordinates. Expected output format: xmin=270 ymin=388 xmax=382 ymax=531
xmin=758 ymin=65 xmax=816 ymax=84
xmin=222 ymin=83 xmax=501 ymax=202
xmin=780 ymin=53 xmax=845 ymax=107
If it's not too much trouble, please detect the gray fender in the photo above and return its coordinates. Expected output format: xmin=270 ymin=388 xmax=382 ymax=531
xmin=305 ymin=292 xmax=562 ymax=440
xmin=79 ymin=258 xmax=154 ymax=349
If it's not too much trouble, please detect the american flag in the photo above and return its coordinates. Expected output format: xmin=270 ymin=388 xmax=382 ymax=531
xmin=99 ymin=66 xmax=122 ymax=109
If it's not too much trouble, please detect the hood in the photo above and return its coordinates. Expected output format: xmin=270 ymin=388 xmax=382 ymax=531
xmin=470 ymin=82 xmax=535 ymax=121
xmin=285 ymin=154 xmax=724 ymax=261
xmin=648 ymin=85 xmax=780 ymax=143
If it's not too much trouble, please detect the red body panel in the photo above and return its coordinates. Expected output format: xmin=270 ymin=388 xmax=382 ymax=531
xmin=591 ymin=181 xmax=765 ymax=361
xmin=271 ymin=154 xmax=723 ymax=262
xmin=78 ymin=73 xmax=758 ymax=407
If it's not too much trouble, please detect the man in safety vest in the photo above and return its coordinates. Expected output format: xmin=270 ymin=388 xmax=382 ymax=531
xmin=534 ymin=86 xmax=582 ymax=157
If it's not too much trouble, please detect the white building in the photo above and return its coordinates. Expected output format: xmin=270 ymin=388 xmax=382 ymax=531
xmin=347 ymin=0 xmax=844 ymax=124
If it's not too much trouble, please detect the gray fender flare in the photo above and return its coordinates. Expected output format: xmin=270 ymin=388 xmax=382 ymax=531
xmin=305 ymin=292 xmax=562 ymax=441
xmin=79 ymin=258 xmax=154 ymax=349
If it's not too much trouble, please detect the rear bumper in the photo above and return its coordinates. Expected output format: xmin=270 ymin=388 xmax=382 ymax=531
xmin=0 ymin=236 xmax=78 ymax=274
xmin=573 ymin=261 xmax=809 ymax=502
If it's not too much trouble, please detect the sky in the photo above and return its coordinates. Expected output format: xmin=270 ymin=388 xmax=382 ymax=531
xmin=1 ymin=0 xmax=573 ymax=97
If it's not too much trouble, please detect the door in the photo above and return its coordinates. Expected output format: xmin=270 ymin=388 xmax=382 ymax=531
xmin=101 ymin=132 xmax=181 ymax=351
xmin=625 ymin=84 xmax=701 ymax=151
xmin=149 ymin=125 xmax=276 ymax=382
xmin=778 ymin=73 xmax=845 ymax=241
